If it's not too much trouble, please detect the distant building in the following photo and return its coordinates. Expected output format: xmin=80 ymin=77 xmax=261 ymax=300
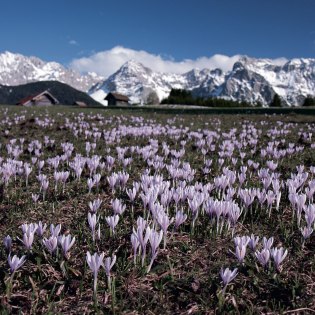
xmin=73 ymin=101 xmax=87 ymax=107
xmin=17 ymin=90 xmax=59 ymax=106
xmin=105 ymin=92 xmax=129 ymax=106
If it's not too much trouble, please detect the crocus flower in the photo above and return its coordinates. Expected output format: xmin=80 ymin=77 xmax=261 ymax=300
xmin=3 ymin=235 xmax=12 ymax=252
xmin=41 ymin=179 xmax=49 ymax=201
xmin=255 ymin=248 xmax=270 ymax=268
xmin=234 ymin=236 xmax=250 ymax=248
xmin=111 ymin=198 xmax=126 ymax=215
xmin=104 ymin=255 xmax=116 ymax=289
xmin=270 ymin=247 xmax=288 ymax=272
xmin=301 ymin=226 xmax=313 ymax=240
xmin=21 ymin=230 xmax=35 ymax=250
xmin=87 ymin=178 xmax=95 ymax=193
xmin=88 ymin=199 xmax=102 ymax=213
xmin=86 ymin=251 xmax=105 ymax=296
xmin=36 ymin=221 xmax=47 ymax=237
xmin=235 ymin=244 xmax=247 ymax=264
xmin=97 ymin=224 xmax=101 ymax=241
xmin=21 ymin=223 xmax=38 ymax=234
xmin=42 ymin=236 xmax=58 ymax=254
xmin=88 ymin=213 xmax=98 ymax=242
xmin=59 ymin=234 xmax=75 ymax=258
xmin=147 ymin=229 xmax=163 ymax=273
xmin=156 ymin=211 xmax=174 ymax=249
xmin=50 ymin=224 xmax=61 ymax=237
xmin=220 ymin=267 xmax=238 ymax=287
xmin=174 ymin=210 xmax=187 ymax=229
xmin=32 ymin=193 xmax=39 ymax=203
xmin=126 ymin=187 xmax=137 ymax=202
xmin=8 ymin=254 xmax=26 ymax=273
xmin=248 ymin=234 xmax=259 ymax=251
xmin=305 ymin=204 xmax=315 ymax=227
xmin=130 ymin=233 xmax=140 ymax=264
xmin=262 ymin=236 xmax=274 ymax=250
xmin=104 ymin=255 xmax=116 ymax=277
xmin=133 ymin=222 xmax=151 ymax=267
xmin=105 ymin=215 xmax=119 ymax=235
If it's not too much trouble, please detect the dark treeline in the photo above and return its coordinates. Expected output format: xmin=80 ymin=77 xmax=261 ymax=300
xmin=161 ymin=89 xmax=255 ymax=107
xmin=303 ymin=96 xmax=315 ymax=106
xmin=161 ymin=89 xmax=315 ymax=107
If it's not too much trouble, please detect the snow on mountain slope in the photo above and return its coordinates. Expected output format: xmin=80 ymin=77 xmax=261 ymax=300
xmin=1 ymin=51 xmax=314 ymax=106
xmin=89 ymin=89 xmax=108 ymax=106
xmin=0 ymin=51 xmax=103 ymax=92
xmin=241 ymin=57 xmax=315 ymax=105
xmin=89 ymin=60 xmax=227 ymax=104
xmin=90 ymin=57 xmax=315 ymax=106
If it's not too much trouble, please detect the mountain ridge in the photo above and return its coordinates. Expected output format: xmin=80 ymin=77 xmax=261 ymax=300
xmin=0 ymin=51 xmax=314 ymax=106
xmin=90 ymin=58 xmax=315 ymax=106
xmin=0 ymin=81 xmax=102 ymax=106
xmin=0 ymin=51 xmax=103 ymax=92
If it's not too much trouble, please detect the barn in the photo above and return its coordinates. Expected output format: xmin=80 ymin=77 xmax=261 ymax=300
xmin=17 ymin=90 xmax=59 ymax=106
xmin=105 ymin=92 xmax=129 ymax=106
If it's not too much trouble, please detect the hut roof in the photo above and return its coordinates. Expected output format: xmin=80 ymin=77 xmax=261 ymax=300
xmin=105 ymin=92 xmax=129 ymax=102
xmin=74 ymin=101 xmax=87 ymax=107
xmin=17 ymin=90 xmax=59 ymax=105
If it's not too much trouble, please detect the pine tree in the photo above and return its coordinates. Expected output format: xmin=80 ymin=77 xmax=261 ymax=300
xmin=270 ymin=94 xmax=282 ymax=107
xmin=302 ymin=97 xmax=315 ymax=107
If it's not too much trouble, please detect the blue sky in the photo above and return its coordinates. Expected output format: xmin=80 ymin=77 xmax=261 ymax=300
xmin=1 ymin=0 xmax=314 ymax=76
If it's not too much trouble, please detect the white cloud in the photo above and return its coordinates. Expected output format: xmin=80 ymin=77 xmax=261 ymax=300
xmin=69 ymin=46 xmax=242 ymax=77
xmin=69 ymin=39 xmax=78 ymax=46
xmin=69 ymin=46 xmax=288 ymax=78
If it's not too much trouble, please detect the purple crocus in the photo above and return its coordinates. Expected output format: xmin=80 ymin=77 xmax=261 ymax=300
xmin=36 ymin=221 xmax=47 ymax=237
xmin=147 ymin=229 xmax=163 ymax=273
xmin=105 ymin=215 xmax=119 ymax=235
xmin=301 ymin=226 xmax=313 ymax=240
xmin=270 ymin=247 xmax=288 ymax=272
xmin=88 ymin=213 xmax=99 ymax=242
xmin=86 ymin=251 xmax=105 ymax=296
xmin=3 ymin=235 xmax=12 ymax=252
xmin=220 ymin=267 xmax=238 ymax=287
xmin=174 ymin=210 xmax=187 ymax=229
xmin=8 ymin=254 xmax=26 ymax=273
xmin=104 ymin=255 xmax=116 ymax=289
xmin=88 ymin=199 xmax=102 ymax=213
xmin=59 ymin=234 xmax=75 ymax=258
xmin=255 ymin=248 xmax=270 ymax=268
xmin=42 ymin=236 xmax=58 ymax=255
xmin=131 ymin=233 xmax=140 ymax=264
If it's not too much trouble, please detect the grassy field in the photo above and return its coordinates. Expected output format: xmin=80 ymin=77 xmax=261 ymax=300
xmin=0 ymin=106 xmax=315 ymax=314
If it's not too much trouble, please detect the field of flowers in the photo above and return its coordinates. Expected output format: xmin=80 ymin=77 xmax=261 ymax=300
xmin=0 ymin=106 xmax=314 ymax=314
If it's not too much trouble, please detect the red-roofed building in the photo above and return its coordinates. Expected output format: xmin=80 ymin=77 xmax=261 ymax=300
xmin=17 ymin=90 xmax=59 ymax=106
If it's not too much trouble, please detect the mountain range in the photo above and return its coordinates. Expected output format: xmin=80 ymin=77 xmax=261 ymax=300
xmin=0 ymin=51 xmax=314 ymax=106
xmin=0 ymin=51 xmax=103 ymax=92
xmin=90 ymin=58 xmax=315 ymax=106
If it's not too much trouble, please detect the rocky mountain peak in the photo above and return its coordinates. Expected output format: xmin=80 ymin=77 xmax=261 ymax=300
xmin=0 ymin=51 xmax=315 ymax=107
xmin=0 ymin=51 xmax=103 ymax=92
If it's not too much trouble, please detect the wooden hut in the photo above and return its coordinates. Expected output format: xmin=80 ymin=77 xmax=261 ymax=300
xmin=73 ymin=101 xmax=87 ymax=107
xmin=105 ymin=92 xmax=129 ymax=106
xmin=17 ymin=90 xmax=59 ymax=106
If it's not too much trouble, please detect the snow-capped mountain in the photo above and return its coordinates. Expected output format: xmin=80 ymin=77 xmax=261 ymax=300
xmin=89 ymin=60 xmax=186 ymax=104
xmin=0 ymin=51 xmax=314 ymax=106
xmin=0 ymin=51 xmax=103 ymax=92
xmin=90 ymin=57 xmax=315 ymax=106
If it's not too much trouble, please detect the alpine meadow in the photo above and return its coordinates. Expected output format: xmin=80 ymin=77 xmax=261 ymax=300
xmin=0 ymin=106 xmax=314 ymax=314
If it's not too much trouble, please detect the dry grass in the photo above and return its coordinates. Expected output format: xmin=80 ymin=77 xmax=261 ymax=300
xmin=0 ymin=106 xmax=314 ymax=314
